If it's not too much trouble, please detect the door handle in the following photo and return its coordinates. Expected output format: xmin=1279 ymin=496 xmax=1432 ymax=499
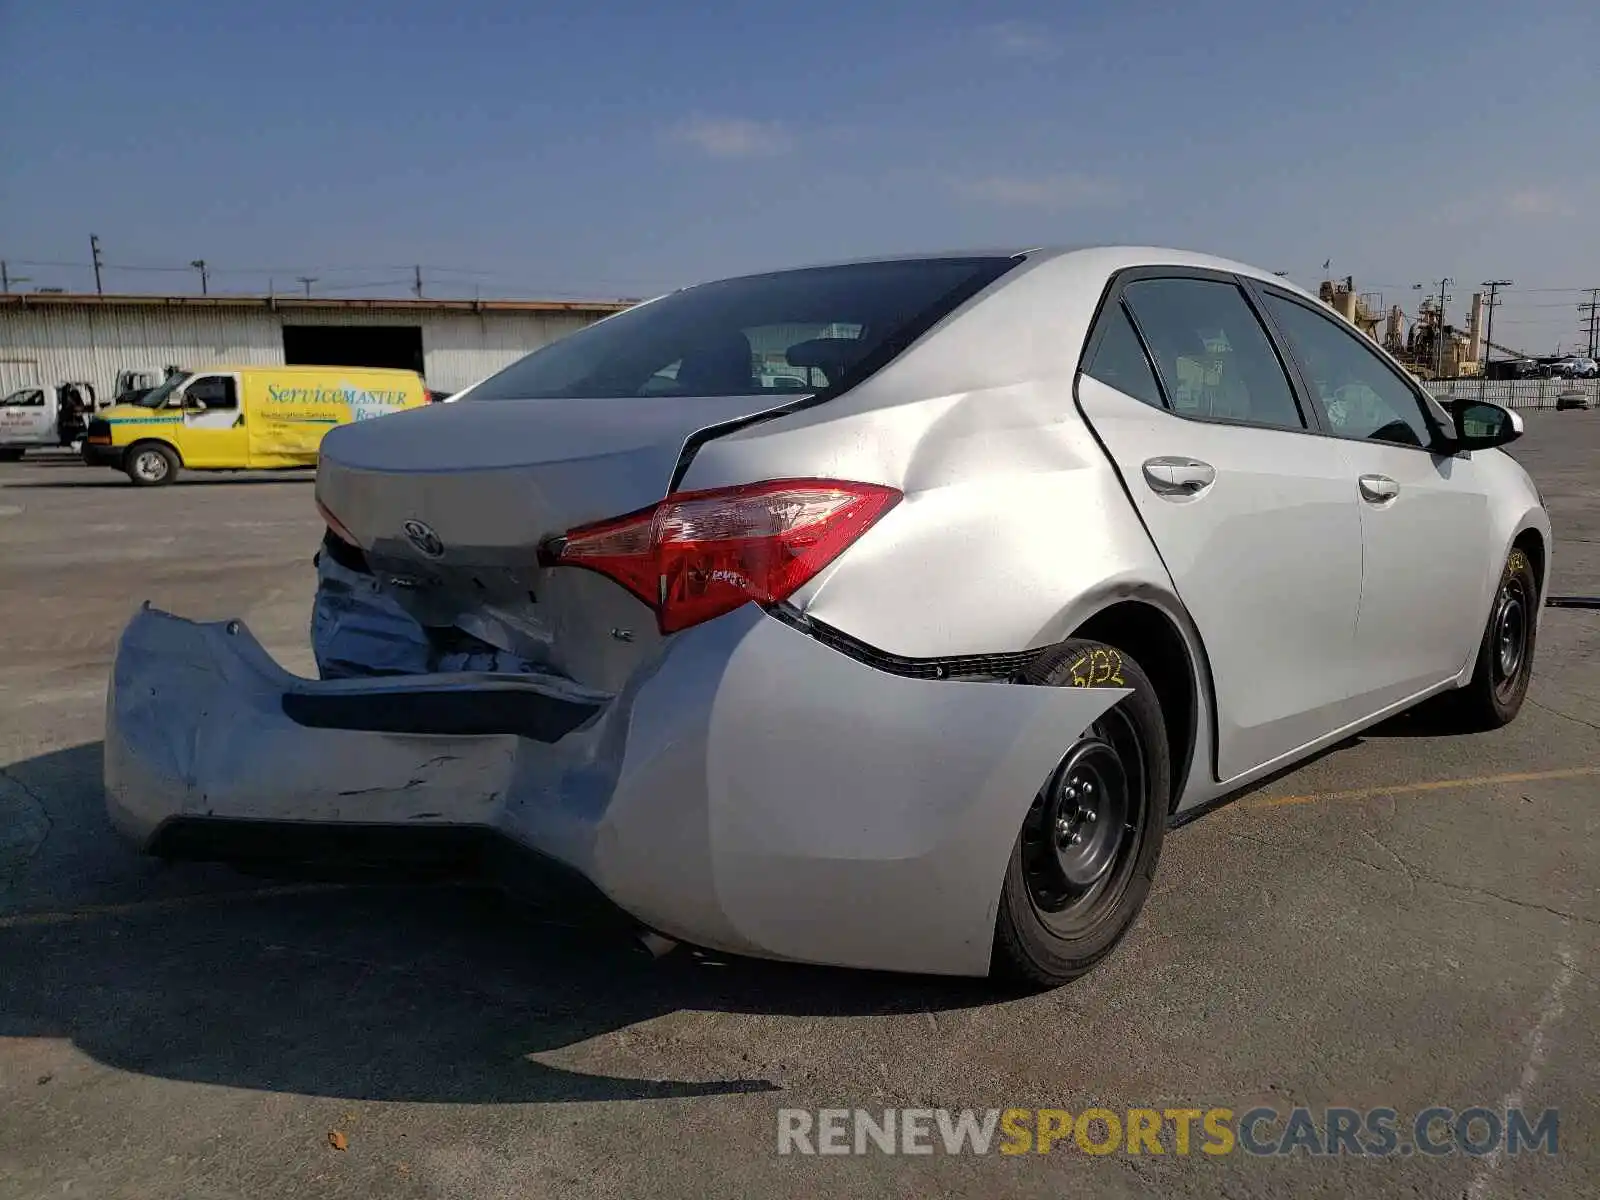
xmin=1142 ymin=457 xmax=1216 ymax=496
xmin=1358 ymin=474 xmax=1400 ymax=503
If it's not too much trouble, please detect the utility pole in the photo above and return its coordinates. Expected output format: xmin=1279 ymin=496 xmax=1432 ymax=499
xmin=413 ymin=264 xmax=424 ymax=299
xmin=89 ymin=234 xmax=104 ymax=294
xmin=296 ymin=276 xmax=317 ymax=298
xmin=190 ymin=259 xmax=209 ymax=295
xmin=1432 ymin=277 xmax=1453 ymax=378
xmin=1580 ymin=288 xmax=1600 ymax=360
xmin=1481 ymin=279 xmax=1512 ymax=394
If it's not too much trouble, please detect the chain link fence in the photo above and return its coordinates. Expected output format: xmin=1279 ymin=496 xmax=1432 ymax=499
xmin=1424 ymin=378 xmax=1599 ymax=409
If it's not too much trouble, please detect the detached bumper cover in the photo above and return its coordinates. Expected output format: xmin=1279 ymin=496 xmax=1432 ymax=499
xmin=106 ymin=605 xmax=1127 ymax=976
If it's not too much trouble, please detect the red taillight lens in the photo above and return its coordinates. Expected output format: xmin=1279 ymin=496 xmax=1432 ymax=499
xmin=316 ymin=498 xmax=362 ymax=549
xmin=556 ymin=479 xmax=901 ymax=634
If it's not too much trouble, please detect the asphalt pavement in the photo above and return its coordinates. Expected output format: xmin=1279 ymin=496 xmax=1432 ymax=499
xmin=1 ymin=417 xmax=1596 ymax=1199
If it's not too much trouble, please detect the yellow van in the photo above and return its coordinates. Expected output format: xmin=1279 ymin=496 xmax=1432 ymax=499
xmin=82 ymin=365 xmax=428 ymax=485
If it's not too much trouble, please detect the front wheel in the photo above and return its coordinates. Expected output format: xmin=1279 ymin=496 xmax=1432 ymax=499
xmin=1437 ymin=548 xmax=1539 ymax=731
xmin=125 ymin=442 xmax=179 ymax=487
xmin=0 ymin=448 xmax=24 ymax=463
xmin=993 ymin=639 xmax=1170 ymax=988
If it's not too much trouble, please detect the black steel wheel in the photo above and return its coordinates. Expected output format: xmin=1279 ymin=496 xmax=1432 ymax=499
xmin=1437 ymin=547 xmax=1539 ymax=731
xmin=995 ymin=639 xmax=1169 ymax=988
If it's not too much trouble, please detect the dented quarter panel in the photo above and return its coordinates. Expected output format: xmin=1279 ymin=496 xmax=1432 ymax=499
xmin=676 ymin=248 xmax=1188 ymax=662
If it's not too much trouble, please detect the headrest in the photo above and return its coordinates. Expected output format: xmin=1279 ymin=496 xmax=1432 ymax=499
xmin=784 ymin=337 xmax=864 ymax=381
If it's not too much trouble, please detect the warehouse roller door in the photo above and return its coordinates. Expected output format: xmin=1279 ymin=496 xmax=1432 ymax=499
xmin=282 ymin=326 xmax=424 ymax=377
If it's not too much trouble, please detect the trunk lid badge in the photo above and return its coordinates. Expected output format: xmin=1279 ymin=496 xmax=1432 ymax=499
xmin=402 ymin=520 xmax=444 ymax=558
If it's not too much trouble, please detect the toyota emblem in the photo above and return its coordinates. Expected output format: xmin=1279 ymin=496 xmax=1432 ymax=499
xmin=402 ymin=519 xmax=444 ymax=558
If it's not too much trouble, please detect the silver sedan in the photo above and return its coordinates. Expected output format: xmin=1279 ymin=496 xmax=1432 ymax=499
xmin=105 ymin=247 xmax=1550 ymax=987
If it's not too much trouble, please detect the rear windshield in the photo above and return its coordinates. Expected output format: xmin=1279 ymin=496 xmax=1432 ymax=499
xmin=469 ymin=256 xmax=1020 ymax=401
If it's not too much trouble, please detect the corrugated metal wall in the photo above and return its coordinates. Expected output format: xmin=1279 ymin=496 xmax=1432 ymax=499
xmin=416 ymin=311 xmax=597 ymax=392
xmin=1 ymin=306 xmax=281 ymax=401
xmin=0 ymin=303 xmax=607 ymax=401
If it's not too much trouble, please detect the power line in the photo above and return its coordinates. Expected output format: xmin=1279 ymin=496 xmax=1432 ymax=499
xmin=1495 ymin=300 xmax=1595 ymax=311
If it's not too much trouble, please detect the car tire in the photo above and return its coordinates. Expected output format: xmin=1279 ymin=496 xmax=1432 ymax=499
xmin=0 ymin=448 xmax=24 ymax=462
xmin=125 ymin=442 xmax=179 ymax=487
xmin=993 ymin=639 xmax=1170 ymax=988
xmin=1438 ymin=548 xmax=1539 ymax=731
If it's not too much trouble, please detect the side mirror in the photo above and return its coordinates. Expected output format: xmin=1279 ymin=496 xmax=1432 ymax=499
xmin=1450 ymin=399 xmax=1522 ymax=451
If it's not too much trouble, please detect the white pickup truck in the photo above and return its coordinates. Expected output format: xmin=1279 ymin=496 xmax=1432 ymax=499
xmin=0 ymin=383 xmax=105 ymax=461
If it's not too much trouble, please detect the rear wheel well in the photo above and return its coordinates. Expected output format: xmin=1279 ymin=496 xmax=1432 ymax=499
xmin=1070 ymin=602 xmax=1198 ymax=811
xmin=1512 ymin=528 xmax=1545 ymax=600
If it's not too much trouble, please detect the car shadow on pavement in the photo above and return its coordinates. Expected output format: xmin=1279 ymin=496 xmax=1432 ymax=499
xmin=0 ymin=742 xmax=1009 ymax=1107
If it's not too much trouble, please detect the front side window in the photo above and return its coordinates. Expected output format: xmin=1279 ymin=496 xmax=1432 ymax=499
xmin=185 ymin=376 xmax=238 ymax=411
xmin=1 ymin=388 xmax=45 ymax=407
xmin=1260 ymin=292 xmax=1435 ymax=448
xmin=469 ymin=257 xmax=1020 ymax=401
xmin=1123 ymin=278 xmax=1305 ymax=431
xmin=1084 ymin=303 xmax=1165 ymax=409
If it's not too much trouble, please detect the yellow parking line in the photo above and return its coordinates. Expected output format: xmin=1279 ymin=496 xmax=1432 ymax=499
xmin=0 ymin=883 xmax=344 ymax=930
xmin=1244 ymin=766 xmax=1600 ymax=810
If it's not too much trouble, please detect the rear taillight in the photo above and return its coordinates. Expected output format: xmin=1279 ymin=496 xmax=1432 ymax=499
xmin=555 ymin=479 xmax=901 ymax=634
xmin=316 ymin=498 xmax=361 ymax=549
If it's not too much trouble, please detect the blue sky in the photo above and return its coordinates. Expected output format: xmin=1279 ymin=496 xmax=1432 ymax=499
xmin=3 ymin=0 xmax=1597 ymax=352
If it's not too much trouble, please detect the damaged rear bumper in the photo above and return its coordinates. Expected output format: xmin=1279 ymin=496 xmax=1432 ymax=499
xmin=106 ymin=604 xmax=1128 ymax=977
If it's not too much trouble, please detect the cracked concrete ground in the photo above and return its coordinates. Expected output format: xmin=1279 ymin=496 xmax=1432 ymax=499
xmin=1 ymin=416 xmax=1596 ymax=1200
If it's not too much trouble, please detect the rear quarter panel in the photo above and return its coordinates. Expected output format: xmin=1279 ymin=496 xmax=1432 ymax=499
xmin=678 ymin=249 xmax=1187 ymax=660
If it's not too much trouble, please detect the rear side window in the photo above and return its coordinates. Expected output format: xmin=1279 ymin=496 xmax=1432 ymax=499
xmin=470 ymin=257 xmax=1020 ymax=401
xmin=1084 ymin=304 xmax=1165 ymax=409
xmin=1123 ymin=278 xmax=1305 ymax=430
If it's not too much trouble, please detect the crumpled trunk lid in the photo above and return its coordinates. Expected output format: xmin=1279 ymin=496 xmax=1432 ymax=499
xmin=313 ymin=393 xmax=803 ymax=690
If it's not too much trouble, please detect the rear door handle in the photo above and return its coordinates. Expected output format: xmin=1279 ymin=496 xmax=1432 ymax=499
xmin=1142 ymin=457 xmax=1216 ymax=496
xmin=1358 ymin=474 xmax=1400 ymax=503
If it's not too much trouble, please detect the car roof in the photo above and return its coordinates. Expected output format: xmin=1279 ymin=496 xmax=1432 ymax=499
xmin=690 ymin=245 xmax=1322 ymax=305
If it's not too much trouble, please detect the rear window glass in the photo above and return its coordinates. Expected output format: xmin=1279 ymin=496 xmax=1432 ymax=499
xmin=469 ymin=257 xmax=1020 ymax=400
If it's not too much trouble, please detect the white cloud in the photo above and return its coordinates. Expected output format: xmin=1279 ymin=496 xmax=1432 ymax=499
xmin=668 ymin=117 xmax=792 ymax=159
xmin=985 ymin=21 xmax=1060 ymax=60
xmin=1506 ymin=187 xmax=1578 ymax=218
xmin=954 ymin=173 xmax=1129 ymax=209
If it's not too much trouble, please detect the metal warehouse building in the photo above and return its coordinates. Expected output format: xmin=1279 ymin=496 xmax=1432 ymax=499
xmin=0 ymin=292 xmax=632 ymax=401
